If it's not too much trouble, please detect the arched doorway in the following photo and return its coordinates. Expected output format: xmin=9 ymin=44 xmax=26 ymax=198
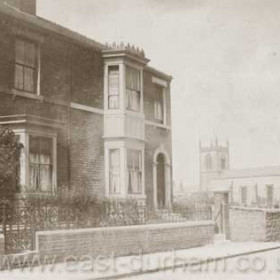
xmin=156 ymin=153 xmax=166 ymax=208
xmin=153 ymin=146 xmax=171 ymax=209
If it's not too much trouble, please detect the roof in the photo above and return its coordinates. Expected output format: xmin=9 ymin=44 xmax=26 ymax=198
xmin=145 ymin=66 xmax=173 ymax=81
xmin=0 ymin=2 xmax=104 ymax=50
xmin=0 ymin=2 xmax=172 ymax=81
xmin=214 ymin=166 xmax=280 ymax=180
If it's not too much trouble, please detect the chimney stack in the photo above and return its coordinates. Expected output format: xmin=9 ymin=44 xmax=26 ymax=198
xmin=2 ymin=0 xmax=36 ymax=15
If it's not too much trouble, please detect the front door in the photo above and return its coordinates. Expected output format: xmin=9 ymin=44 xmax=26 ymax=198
xmin=156 ymin=153 xmax=165 ymax=208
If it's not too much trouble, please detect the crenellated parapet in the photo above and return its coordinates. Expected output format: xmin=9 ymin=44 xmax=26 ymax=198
xmin=104 ymin=42 xmax=146 ymax=58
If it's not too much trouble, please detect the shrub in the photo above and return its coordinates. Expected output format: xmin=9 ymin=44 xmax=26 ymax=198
xmin=0 ymin=126 xmax=22 ymax=203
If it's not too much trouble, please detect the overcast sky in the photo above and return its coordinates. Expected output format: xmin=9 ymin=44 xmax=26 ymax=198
xmin=38 ymin=0 xmax=280 ymax=185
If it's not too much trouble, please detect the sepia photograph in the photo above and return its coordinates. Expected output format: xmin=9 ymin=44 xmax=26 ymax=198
xmin=0 ymin=0 xmax=280 ymax=279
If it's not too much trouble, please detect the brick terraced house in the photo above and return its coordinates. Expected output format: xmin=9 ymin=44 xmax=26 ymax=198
xmin=0 ymin=0 xmax=173 ymax=208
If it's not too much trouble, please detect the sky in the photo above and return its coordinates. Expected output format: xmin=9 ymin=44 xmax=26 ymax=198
xmin=38 ymin=0 xmax=280 ymax=185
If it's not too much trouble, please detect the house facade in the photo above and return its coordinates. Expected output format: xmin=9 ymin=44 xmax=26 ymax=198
xmin=0 ymin=0 xmax=173 ymax=208
xmin=200 ymin=140 xmax=280 ymax=208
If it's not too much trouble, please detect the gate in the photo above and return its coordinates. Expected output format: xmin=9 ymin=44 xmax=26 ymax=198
xmin=213 ymin=190 xmax=230 ymax=239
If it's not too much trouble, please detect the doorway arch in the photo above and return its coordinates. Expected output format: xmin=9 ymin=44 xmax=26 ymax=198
xmin=153 ymin=146 xmax=171 ymax=209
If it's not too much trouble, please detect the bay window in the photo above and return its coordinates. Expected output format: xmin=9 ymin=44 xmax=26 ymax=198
xmin=108 ymin=66 xmax=120 ymax=109
xmin=29 ymin=136 xmax=53 ymax=192
xmin=127 ymin=150 xmax=142 ymax=194
xmin=15 ymin=39 xmax=37 ymax=93
xmin=126 ymin=67 xmax=141 ymax=112
xmin=109 ymin=149 xmax=121 ymax=194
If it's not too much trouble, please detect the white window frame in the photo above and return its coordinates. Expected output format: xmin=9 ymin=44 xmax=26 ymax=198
xmin=105 ymin=141 xmax=145 ymax=199
xmin=14 ymin=129 xmax=57 ymax=195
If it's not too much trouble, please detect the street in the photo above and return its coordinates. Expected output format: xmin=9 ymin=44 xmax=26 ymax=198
xmin=123 ymin=249 xmax=280 ymax=280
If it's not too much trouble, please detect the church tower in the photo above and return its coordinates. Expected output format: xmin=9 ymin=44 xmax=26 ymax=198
xmin=199 ymin=138 xmax=230 ymax=191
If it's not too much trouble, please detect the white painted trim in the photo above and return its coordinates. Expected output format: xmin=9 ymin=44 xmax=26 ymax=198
xmin=11 ymin=89 xmax=43 ymax=101
xmin=152 ymin=77 xmax=168 ymax=88
xmin=37 ymin=44 xmax=41 ymax=96
xmin=145 ymin=120 xmax=171 ymax=130
xmin=70 ymin=102 xmax=104 ymax=115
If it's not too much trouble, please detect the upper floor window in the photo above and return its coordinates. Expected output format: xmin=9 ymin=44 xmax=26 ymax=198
xmin=126 ymin=66 xmax=141 ymax=112
xmin=154 ymin=86 xmax=164 ymax=122
xmin=109 ymin=149 xmax=121 ymax=194
xmin=29 ymin=136 xmax=53 ymax=193
xmin=15 ymin=39 xmax=37 ymax=93
xmin=127 ymin=149 xmax=142 ymax=194
xmin=108 ymin=66 xmax=120 ymax=109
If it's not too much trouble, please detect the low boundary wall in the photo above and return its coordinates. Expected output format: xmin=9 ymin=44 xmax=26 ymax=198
xmin=230 ymin=207 xmax=280 ymax=242
xmin=36 ymin=221 xmax=214 ymax=259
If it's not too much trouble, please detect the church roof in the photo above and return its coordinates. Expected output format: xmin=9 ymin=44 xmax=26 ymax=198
xmin=215 ymin=165 xmax=280 ymax=180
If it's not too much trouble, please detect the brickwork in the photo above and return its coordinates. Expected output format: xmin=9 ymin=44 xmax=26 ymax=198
xmin=36 ymin=222 xmax=214 ymax=260
xmin=70 ymin=109 xmax=104 ymax=196
xmin=265 ymin=211 xmax=280 ymax=242
xmin=0 ymin=235 xmax=4 ymax=256
xmin=229 ymin=207 xmax=280 ymax=242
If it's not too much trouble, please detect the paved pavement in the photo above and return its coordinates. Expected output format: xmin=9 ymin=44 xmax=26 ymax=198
xmin=124 ymin=249 xmax=280 ymax=280
xmin=0 ymin=241 xmax=280 ymax=280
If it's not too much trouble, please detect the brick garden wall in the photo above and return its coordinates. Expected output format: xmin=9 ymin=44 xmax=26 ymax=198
xmin=36 ymin=221 xmax=214 ymax=260
xmin=229 ymin=207 xmax=280 ymax=242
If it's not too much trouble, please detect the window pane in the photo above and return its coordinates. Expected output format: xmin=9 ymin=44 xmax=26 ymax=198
xmin=127 ymin=150 xmax=142 ymax=194
xmin=126 ymin=67 xmax=140 ymax=91
xmin=108 ymin=66 xmax=119 ymax=109
xmin=24 ymin=67 xmax=35 ymax=92
xmin=15 ymin=64 xmax=24 ymax=90
xmin=126 ymin=67 xmax=141 ymax=111
xmin=154 ymin=86 xmax=164 ymax=121
xmin=15 ymin=39 xmax=25 ymax=64
xmin=109 ymin=96 xmax=119 ymax=109
xmin=109 ymin=149 xmax=120 ymax=194
xmin=25 ymin=42 xmax=36 ymax=67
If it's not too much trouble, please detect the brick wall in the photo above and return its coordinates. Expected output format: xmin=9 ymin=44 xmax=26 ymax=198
xmin=229 ymin=207 xmax=280 ymax=242
xmin=0 ymin=234 xmax=4 ymax=256
xmin=36 ymin=221 xmax=214 ymax=260
xmin=70 ymin=109 xmax=104 ymax=196
xmin=265 ymin=211 xmax=280 ymax=241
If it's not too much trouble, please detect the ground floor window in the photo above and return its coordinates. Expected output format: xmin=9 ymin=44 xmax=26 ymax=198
xmin=29 ymin=136 xmax=53 ymax=192
xmin=127 ymin=150 xmax=142 ymax=194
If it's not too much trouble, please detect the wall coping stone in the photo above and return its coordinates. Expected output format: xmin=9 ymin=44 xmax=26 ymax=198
xmin=230 ymin=206 xmax=280 ymax=213
xmin=36 ymin=221 xmax=214 ymax=236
